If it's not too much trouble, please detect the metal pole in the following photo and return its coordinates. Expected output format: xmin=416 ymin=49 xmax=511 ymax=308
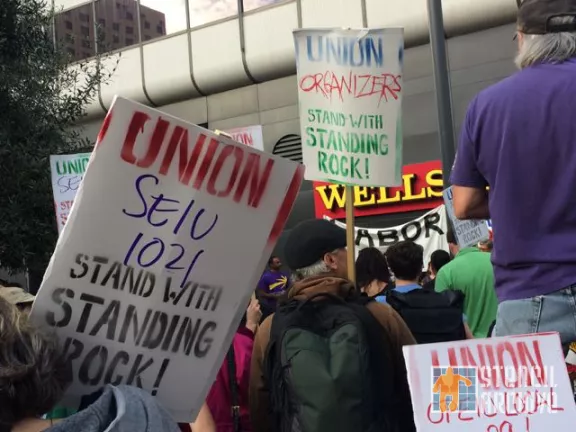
xmin=427 ymin=0 xmax=456 ymax=185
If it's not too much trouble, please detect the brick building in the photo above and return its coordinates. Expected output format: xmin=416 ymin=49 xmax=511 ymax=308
xmin=54 ymin=0 xmax=166 ymax=61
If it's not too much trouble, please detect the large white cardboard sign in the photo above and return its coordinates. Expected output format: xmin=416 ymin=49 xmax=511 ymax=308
xmin=31 ymin=97 xmax=304 ymax=422
xmin=50 ymin=152 xmax=91 ymax=233
xmin=403 ymin=333 xmax=576 ymax=432
xmin=329 ymin=205 xmax=448 ymax=267
xmin=443 ymin=187 xmax=490 ymax=248
xmin=294 ymin=28 xmax=404 ymax=187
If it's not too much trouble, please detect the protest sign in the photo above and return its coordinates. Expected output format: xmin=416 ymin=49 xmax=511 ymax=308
xmin=293 ymin=28 xmax=404 ymax=187
xmin=403 ymin=333 xmax=576 ymax=432
xmin=31 ymin=97 xmax=304 ymax=422
xmin=443 ymin=187 xmax=490 ymax=248
xmin=328 ymin=205 xmax=448 ymax=266
xmin=222 ymin=125 xmax=264 ymax=151
xmin=50 ymin=152 xmax=91 ymax=233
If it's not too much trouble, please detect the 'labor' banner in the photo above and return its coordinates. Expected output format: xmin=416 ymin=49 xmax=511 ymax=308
xmin=293 ymin=28 xmax=404 ymax=187
xmin=328 ymin=205 xmax=448 ymax=268
xmin=31 ymin=97 xmax=304 ymax=422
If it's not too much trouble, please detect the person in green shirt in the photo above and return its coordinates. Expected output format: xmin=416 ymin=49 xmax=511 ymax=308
xmin=435 ymin=228 xmax=498 ymax=338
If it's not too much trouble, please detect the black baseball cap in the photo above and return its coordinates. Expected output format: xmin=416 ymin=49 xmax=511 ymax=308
xmin=284 ymin=219 xmax=347 ymax=271
xmin=518 ymin=0 xmax=576 ymax=34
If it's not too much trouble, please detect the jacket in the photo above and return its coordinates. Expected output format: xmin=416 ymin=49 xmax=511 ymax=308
xmin=249 ymin=275 xmax=417 ymax=432
xmin=47 ymin=385 xmax=180 ymax=432
xmin=206 ymin=326 xmax=255 ymax=432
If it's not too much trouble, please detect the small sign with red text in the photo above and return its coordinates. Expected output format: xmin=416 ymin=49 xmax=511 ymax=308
xmin=31 ymin=97 xmax=304 ymax=422
xmin=403 ymin=333 xmax=576 ymax=432
xmin=222 ymin=125 xmax=264 ymax=151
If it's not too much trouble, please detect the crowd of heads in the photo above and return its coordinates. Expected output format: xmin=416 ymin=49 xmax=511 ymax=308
xmin=276 ymin=218 xmax=495 ymax=293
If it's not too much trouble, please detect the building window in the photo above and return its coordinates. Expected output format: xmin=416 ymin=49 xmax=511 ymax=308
xmin=98 ymin=18 xmax=106 ymax=26
xmin=80 ymin=26 xmax=89 ymax=36
xmin=67 ymin=47 xmax=75 ymax=56
xmin=144 ymin=21 xmax=150 ymax=29
xmin=113 ymin=35 xmax=119 ymax=43
xmin=144 ymin=35 xmax=151 ymax=41
xmin=81 ymin=39 xmax=91 ymax=48
xmin=126 ymin=11 xmax=133 ymax=20
xmin=113 ymin=22 xmax=120 ymax=31
xmin=156 ymin=24 xmax=163 ymax=33
xmin=65 ymin=33 xmax=73 ymax=43
xmin=125 ymin=26 xmax=133 ymax=34
xmin=116 ymin=2 xmax=121 ymax=9
xmin=126 ymin=37 xmax=133 ymax=45
xmin=79 ymin=12 xmax=89 ymax=23
xmin=65 ymin=21 xmax=73 ymax=30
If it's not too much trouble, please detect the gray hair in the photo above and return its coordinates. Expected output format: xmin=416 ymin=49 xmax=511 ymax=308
xmin=515 ymin=17 xmax=576 ymax=68
xmin=292 ymin=259 xmax=331 ymax=282
xmin=0 ymin=297 xmax=71 ymax=430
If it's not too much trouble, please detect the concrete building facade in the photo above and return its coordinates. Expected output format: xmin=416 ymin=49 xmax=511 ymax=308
xmin=57 ymin=0 xmax=520 ymax=233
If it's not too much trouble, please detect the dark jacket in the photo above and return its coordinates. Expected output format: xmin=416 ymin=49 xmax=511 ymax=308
xmin=249 ymin=275 xmax=417 ymax=432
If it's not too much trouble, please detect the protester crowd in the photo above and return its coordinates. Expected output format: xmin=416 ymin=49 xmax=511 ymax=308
xmin=0 ymin=221 xmax=551 ymax=432
xmin=2 ymin=0 xmax=576 ymax=430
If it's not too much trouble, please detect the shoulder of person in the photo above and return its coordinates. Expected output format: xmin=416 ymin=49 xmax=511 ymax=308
xmin=435 ymin=262 xmax=453 ymax=279
xmin=115 ymin=385 xmax=181 ymax=430
xmin=253 ymin=313 xmax=273 ymax=352
xmin=365 ymin=301 xmax=416 ymax=346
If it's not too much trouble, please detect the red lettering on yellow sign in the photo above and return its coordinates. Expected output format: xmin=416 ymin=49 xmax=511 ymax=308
xmin=312 ymin=160 xmax=443 ymax=219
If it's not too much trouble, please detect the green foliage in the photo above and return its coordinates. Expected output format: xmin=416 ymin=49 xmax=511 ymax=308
xmin=0 ymin=0 xmax=118 ymax=276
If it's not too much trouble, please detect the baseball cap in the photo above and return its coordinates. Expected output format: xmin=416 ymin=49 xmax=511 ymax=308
xmin=0 ymin=287 xmax=35 ymax=306
xmin=284 ymin=219 xmax=347 ymax=271
xmin=518 ymin=0 xmax=576 ymax=35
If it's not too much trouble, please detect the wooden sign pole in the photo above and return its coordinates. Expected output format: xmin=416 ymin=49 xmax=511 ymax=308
xmin=345 ymin=185 xmax=356 ymax=284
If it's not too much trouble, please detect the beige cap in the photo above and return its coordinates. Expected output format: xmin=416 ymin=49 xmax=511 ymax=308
xmin=0 ymin=287 xmax=35 ymax=306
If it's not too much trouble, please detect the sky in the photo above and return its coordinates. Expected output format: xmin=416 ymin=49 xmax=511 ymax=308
xmin=140 ymin=0 xmax=281 ymax=33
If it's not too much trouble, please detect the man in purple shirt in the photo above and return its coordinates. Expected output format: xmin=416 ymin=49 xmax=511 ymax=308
xmin=451 ymin=0 xmax=576 ymax=347
xmin=256 ymin=256 xmax=290 ymax=320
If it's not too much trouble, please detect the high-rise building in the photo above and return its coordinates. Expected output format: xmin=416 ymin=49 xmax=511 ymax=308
xmin=54 ymin=0 xmax=166 ymax=62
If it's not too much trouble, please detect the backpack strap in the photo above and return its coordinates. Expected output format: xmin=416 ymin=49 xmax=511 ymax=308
xmin=227 ymin=345 xmax=241 ymax=432
xmin=343 ymin=298 xmax=402 ymax=431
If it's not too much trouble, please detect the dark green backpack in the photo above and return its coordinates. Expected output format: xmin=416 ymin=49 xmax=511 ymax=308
xmin=264 ymin=291 xmax=415 ymax=432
